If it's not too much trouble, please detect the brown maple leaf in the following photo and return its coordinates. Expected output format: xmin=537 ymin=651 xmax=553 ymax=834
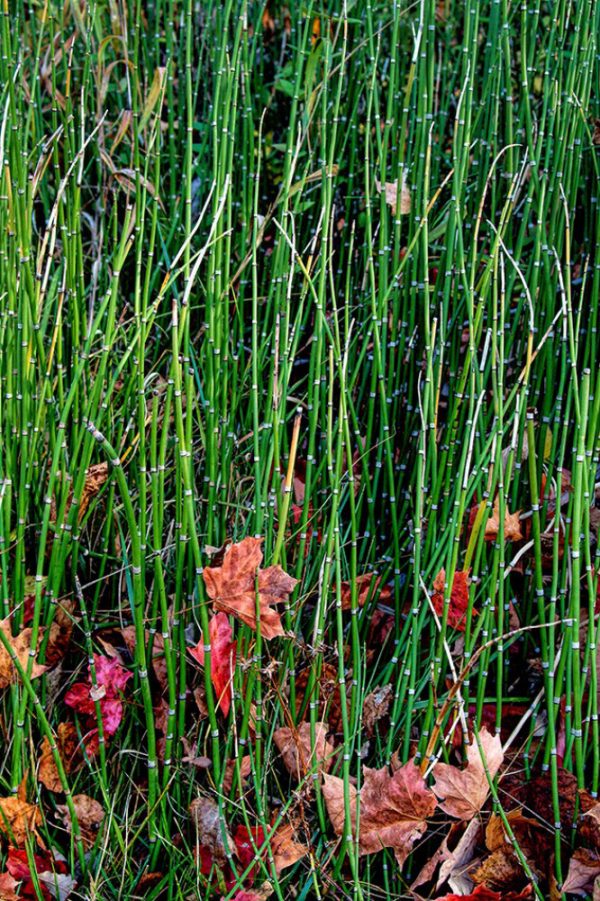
xmin=484 ymin=497 xmax=523 ymax=543
xmin=273 ymin=721 xmax=334 ymax=779
xmin=202 ymin=537 xmax=297 ymax=640
xmin=322 ymin=760 xmax=437 ymax=865
xmin=562 ymin=848 xmax=600 ymax=896
xmin=58 ymin=794 xmax=104 ymax=850
xmin=432 ymin=728 xmax=503 ymax=819
xmin=0 ymin=620 xmax=46 ymax=689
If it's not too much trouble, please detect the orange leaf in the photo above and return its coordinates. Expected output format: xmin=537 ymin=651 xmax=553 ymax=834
xmin=0 ymin=797 xmax=43 ymax=847
xmin=38 ymin=722 xmax=81 ymax=793
xmin=0 ymin=620 xmax=46 ymax=689
xmin=202 ymin=537 xmax=297 ymax=640
xmin=323 ymin=760 xmax=436 ymax=865
xmin=270 ymin=821 xmax=309 ymax=875
xmin=484 ymin=496 xmax=523 ymax=543
xmin=432 ymin=728 xmax=503 ymax=820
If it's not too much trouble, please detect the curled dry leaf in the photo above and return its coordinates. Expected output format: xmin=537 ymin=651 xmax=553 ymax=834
xmin=431 ymin=569 xmax=473 ymax=631
xmin=202 ymin=537 xmax=298 ymax=640
xmin=472 ymin=848 xmax=527 ymax=894
xmin=322 ymin=760 xmax=436 ymax=865
xmin=432 ymin=728 xmax=503 ymax=820
xmin=38 ymin=722 xmax=81 ymax=793
xmin=484 ymin=496 xmax=523 ymax=543
xmin=375 ymin=173 xmax=411 ymax=216
xmin=0 ymin=619 xmax=46 ymax=689
xmin=437 ymin=819 xmax=482 ymax=892
xmin=189 ymin=795 xmax=234 ymax=866
xmin=223 ymin=755 xmax=252 ymax=793
xmin=38 ymin=870 xmax=76 ymax=900
xmin=0 ymin=796 xmax=43 ymax=846
xmin=58 ymin=794 xmax=104 ymax=850
xmin=273 ymin=721 xmax=334 ymax=779
xmin=362 ymin=684 xmax=393 ymax=738
xmin=189 ymin=612 xmax=236 ymax=716
xmin=77 ymin=462 xmax=109 ymax=522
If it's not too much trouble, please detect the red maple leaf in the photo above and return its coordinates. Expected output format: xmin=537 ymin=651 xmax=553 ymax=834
xmin=189 ymin=613 xmax=237 ymax=717
xmin=431 ymin=568 xmax=473 ymax=631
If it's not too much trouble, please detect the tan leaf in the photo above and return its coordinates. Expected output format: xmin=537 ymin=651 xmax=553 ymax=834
xmin=562 ymin=849 xmax=600 ymax=896
xmin=0 ymin=620 xmax=46 ymax=689
xmin=375 ymin=174 xmax=411 ymax=216
xmin=362 ymin=684 xmax=393 ymax=737
xmin=484 ymin=496 xmax=523 ymax=543
xmin=202 ymin=537 xmax=298 ymax=640
xmin=78 ymin=462 xmax=109 ymax=522
xmin=189 ymin=795 xmax=234 ymax=865
xmin=437 ymin=819 xmax=482 ymax=892
xmin=58 ymin=794 xmax=104 ymax=850
xmin=140 ymin=67 xmax=166 ymax=131
xmin=38 ymin=722 xmax=81 ymax=792
xmin=322 ymin=760 xmax=437 ymax=865
xmin=0 ymin=796 xmax=43 ymax=846
xmin=472 ymin=847 xmax=527 ymax=893
xmin=273 ymin=722 xmax=334 ymax=779
xmin=270 ymin=821 xmax=309 ymax=875
xmin=432 ymin=728 xmax=503 ymax=820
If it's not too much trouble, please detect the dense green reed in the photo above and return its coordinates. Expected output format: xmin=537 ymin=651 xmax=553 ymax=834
xmin=1 ymin=0 xmax=599 ymax=897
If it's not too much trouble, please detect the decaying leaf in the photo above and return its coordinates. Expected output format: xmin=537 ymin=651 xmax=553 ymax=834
xmin=189 ymin=795 xmax=234 ymax=866
xmin=273 ymin=721 xmax=334 ymax=779
xmin=0 ymin=796 xmax=43 ymax=846
xmin=45 ymin=601 xmax=76 ymax=668
xmin=340 ymin=573 xmax=385 ymax=611
xmin=270 ymin=821 xmax=309 ymax=875
xmin=362 ymin=684 xmax=393 ymax=737
xmin=323 ymin=759 xmax=436 ymax=865
xmin=484 ymin=496 xmax=523 ymax=543
xmin=38 ymin=722 xmax=81 ymax=792
xmin=223 ymin=755 xmax=252 ymax=793
xmin=431 ymin=569 xmax=474 ymax=631
xmin=0 ymin=619 xmax=47 ymax=689
xmin=432 ymin=728 xmax=503 ymax=819
xmin=472 ymin=848 xmax=526 ymax=893
xmin=189 ymin=613 xmax=236 ymax=716
xmin=58 ymin=794 xmax=104 ymax=850
xmin=202 ymin=537 xmax=298 ymax=640
xmin=78 ymin=463 xmax=109 ymax=522
xmin=375 ymin=173 xmax=411 ymax=216
xmin=437 ymin=819 xmax=482 ymax=892
xmin=562 ymin=849 xmax=600 ymax=896
xmin=0 ymin=872 xmax=20 ymax=900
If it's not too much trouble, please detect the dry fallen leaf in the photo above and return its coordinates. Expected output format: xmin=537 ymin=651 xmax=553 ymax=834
xmin=0 ymin=872 xmax=20 ymax=900
xmin=340 ymin=573 xmax=385 ymax=610
xmin=202 ymin=537 xmax=298 ymax=639
xmin=273 ymin=721 xmax=334 ymax=779
xmin=432 ymin=728 xmax=503 ymax=820
xmin=223 ymin=755 xmax=252 ymax=793
xmin=484 ymin=496 xmax=523 ymax=543
xmin=438 ymin=819 xmax=482 ymax=892
xmin=269 ymin=821 xmax=309 ymax=875
xmin=189 ymin=795 xmax=234 ymax=866
xmin=375 ymin=173 xmax=411 ymax=216
xmin=0 ymin=619 xmax=46 ymax=689
xmin=0 ymin=796 xmax=43 ymax=846
xmin=323 ymin=759 xmax=436 ymax=865
xmin=78 ymin=462 xmax=109 ymax=522
xmin=45 ymin=601 xmax=76 ymax=668
xmin=58 ymin=794 xmax=104 ymax=849
xmin=38 ymin=722 xmax=81 ymax=792
xmin=472 ymin=848 xmax=526 ymax=894
xmin=562 ymin=849 xmax=600 ymax=896
xmin=362 ymin=684 xmax=393 ymax=737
